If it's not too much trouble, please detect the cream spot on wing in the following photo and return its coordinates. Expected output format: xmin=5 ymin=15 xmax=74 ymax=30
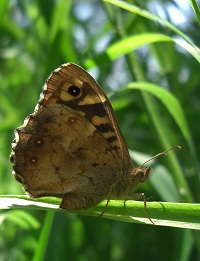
xmin=100 ymin=131 xmax=115 ymax=139
xmin=36 ymin=139 xmax=42 ymax=145
xmin=43 ymin=83 xmax=48 ymax=91
xmin=78 ymin=95 xmax=100 ymax=105
xmin=75 ymin=110 xmax=85 ymax=117
xmin=68 ymin=117 xmax=76 ymax=124
xmin=91 ymin=115 xmax=110 ymax=126
xmin=54 ymin=67 xmax=60 ymax=73
xmin=100 ymin=95 xmax=106 ymax=102
xmin=14 ymin=131 xmax=20 ymax=143
xmin=73 ymin=79 xmax=83 ymax=87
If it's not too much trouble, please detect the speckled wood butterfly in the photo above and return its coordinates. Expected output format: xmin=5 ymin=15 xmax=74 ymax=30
xmin=10 ymin=63 xmax=180 ymax=223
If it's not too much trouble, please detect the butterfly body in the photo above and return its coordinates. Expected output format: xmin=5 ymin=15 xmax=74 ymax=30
xmin=10 ymin=63 xmax=150 ymax=210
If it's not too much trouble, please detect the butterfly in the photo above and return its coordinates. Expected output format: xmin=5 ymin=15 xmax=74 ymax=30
xmin=10 ymin=63 xmax=180 ymax=223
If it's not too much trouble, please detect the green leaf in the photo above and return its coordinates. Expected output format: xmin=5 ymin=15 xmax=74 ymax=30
xmin=189 ymin=0 xmax=200 ymax=25
xmin=85 ymin=33 xmax=200 ymax=68
xmin=1 ymin=196 xmax=200 ymax=230
xmin=0 ymin=0 xmax=9 ymax=27
xmin=125 ymin=82 xmax=190 ymax=144
xmin=49 ymin=0 xmax=72 ymax=43
xmin=6 ymin=210 xmax=40 ymax=230
xmin=33 ymin=212 xmax=54 ymax=261
xmin=104 ymin=0 xmax=200 ymax=53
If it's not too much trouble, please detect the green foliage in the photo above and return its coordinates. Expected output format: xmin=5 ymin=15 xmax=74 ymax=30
xmin=2 ymin=196 xmax=200 ymax=230
xmin=1 ymin=0 xmax=200 ymax=260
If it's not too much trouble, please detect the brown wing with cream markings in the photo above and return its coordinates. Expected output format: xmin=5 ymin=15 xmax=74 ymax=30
xmin=41 ymin=63 xmax=133 ymax=171
xmin=10 ymin=63 xmax=134 ymax=210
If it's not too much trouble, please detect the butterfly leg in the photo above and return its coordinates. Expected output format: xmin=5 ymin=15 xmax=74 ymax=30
xmin=99 ymin=184 xmax=114 ymax=217
xmin=124 ymin=200 xmax=127 ymax=207
xmin=130 ymin=193 xmax=155 ymax=225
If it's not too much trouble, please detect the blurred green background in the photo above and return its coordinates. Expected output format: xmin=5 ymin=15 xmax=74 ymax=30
xmin=1 ymin=0 xmax=200 ymax=260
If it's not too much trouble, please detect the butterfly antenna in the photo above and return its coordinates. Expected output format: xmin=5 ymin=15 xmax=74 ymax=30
xmin=140 ymin=145 xmax=182 ymax=168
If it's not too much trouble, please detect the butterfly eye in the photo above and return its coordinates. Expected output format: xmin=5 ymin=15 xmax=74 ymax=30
xmin=68 ymin=85 xmax=81 ymax=97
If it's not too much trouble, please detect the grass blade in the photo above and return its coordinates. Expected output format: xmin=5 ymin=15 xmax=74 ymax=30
xmin=1 ymin=196 xmax=200 ymax=230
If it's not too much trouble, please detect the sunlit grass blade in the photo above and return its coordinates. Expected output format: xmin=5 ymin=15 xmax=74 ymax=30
xmin=104 ymin=0 xmax=200 ymax=54
xmin=189 ymin=0 xmax=200 ymax=25
xmin=124 ymin=82 xmax=191 ymax=144
xmin=1 ymin=196 xmax=200 ymax=230
xmin=85 ymin=33 xmax=200 ymax=68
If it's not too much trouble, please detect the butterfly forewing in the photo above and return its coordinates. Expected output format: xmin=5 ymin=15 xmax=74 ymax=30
xmin=43 ymin=63 xmax=132 ymax=170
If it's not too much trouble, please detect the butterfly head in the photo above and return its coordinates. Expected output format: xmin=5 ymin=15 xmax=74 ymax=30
xmin=129 ymin=146 xmax=182 ymax=184
xmin=131 ymin=165 xmax=152 ymax=184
